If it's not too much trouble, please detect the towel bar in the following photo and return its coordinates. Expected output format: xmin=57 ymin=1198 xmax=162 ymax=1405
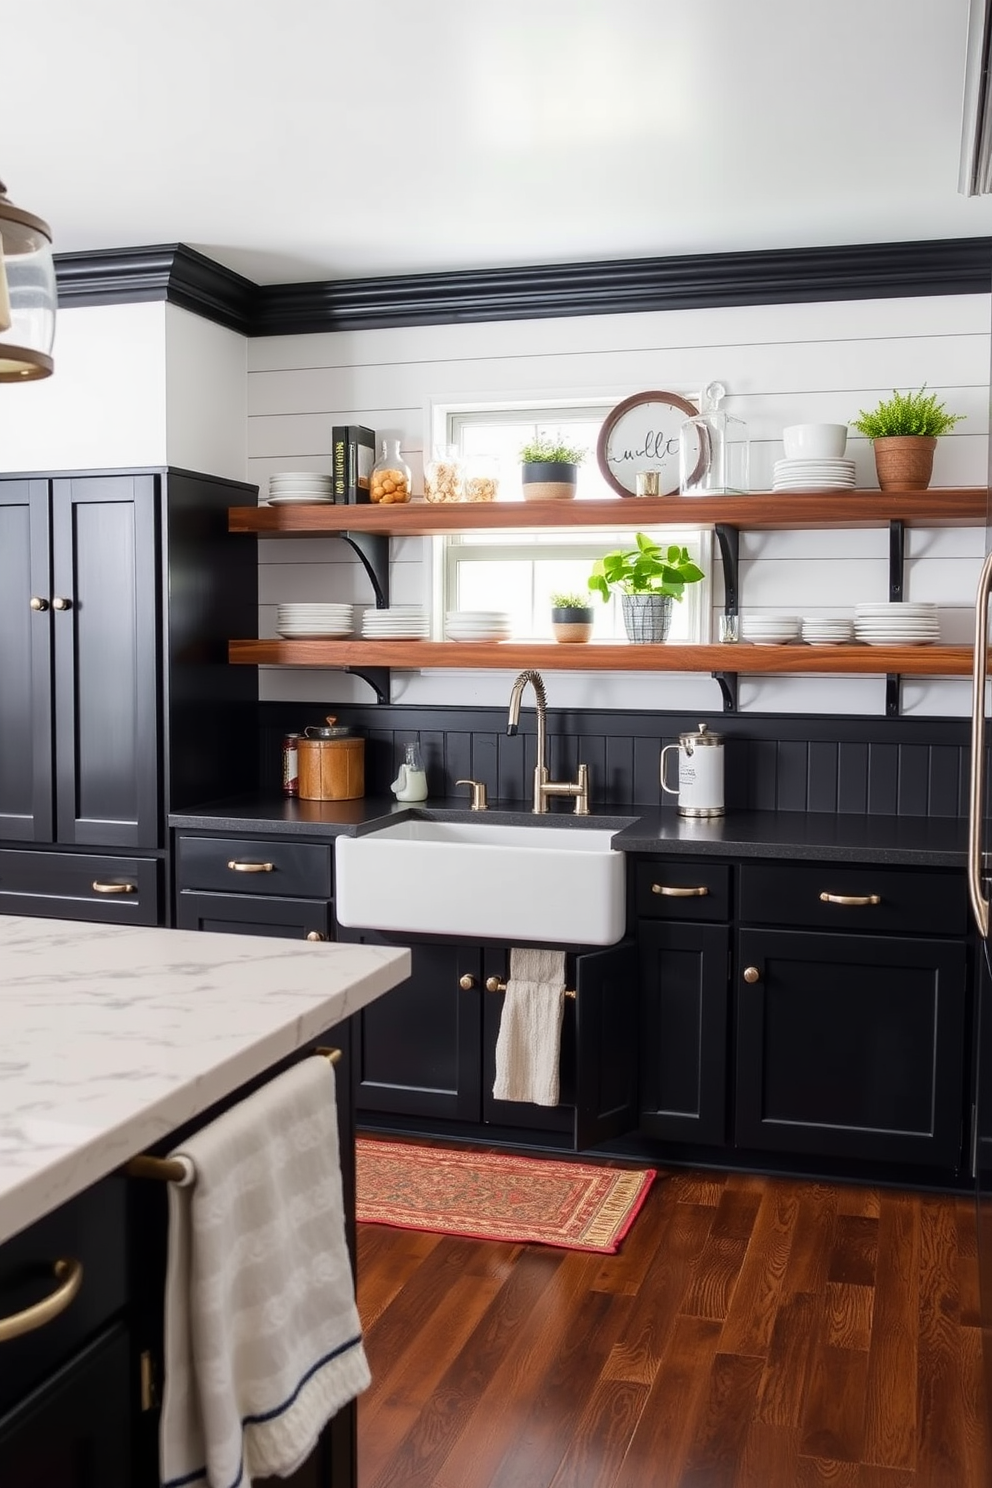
xmin=484 ymin=977 xmax=576 ymax=998
xmin=124 ymin=1046 xmax=342 ymax=1183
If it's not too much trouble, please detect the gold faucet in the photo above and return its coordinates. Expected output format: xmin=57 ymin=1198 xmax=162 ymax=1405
xmin=506 ymin=669 xmax=590 ymax=815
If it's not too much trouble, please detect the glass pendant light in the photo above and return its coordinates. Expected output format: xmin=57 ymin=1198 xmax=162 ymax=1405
xmin=0 ymin=179 xmax=55 ymax=381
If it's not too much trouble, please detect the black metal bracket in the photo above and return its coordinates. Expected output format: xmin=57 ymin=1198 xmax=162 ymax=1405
xmin=340 ymin=531 xmax=390 ymax=608
xmin=886 ymin=518 xmax=904 ymax=715
xmin=714 ymin=522 xmax=740 ymax=617
xmin=711 ymin=671 xmax=739 ymax=712
xmin=344 ymin=666 xmax=390 ymax=704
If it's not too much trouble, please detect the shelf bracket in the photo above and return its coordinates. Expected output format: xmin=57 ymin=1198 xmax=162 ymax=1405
xmin=711 ymin=671 xmax=739 ymax=712
xmin=714 ymin=522 xmax=740 ymax=617
xmin=343 ymin=666 xmax=390 ymax=704
xmin=886 ymin=519 xmax=905 ymax=714
xmin=885 ymin=674 xmax=901 ymax=717
xmin=340 ymin=531 xmax=390 ymax=609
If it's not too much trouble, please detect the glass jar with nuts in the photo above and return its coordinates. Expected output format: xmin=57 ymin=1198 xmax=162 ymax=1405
xmin=424 ymin=445 xmax=465 ymax=503
xmin=369 ymin=438 xmax=412 ymax=505
xmin=463 ymin=453 xmax=500 ymax=503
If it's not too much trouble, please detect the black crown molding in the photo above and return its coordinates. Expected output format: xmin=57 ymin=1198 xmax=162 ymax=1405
xmin=54 ymin=236 xmax=992 ymax=339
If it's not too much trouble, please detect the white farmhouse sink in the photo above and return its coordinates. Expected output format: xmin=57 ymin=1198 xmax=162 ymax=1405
xmin=335 ymin=818 xmax=625 ymax=946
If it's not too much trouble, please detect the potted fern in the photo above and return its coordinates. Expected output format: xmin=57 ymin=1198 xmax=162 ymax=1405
xmin=851 ymin=386 xmax=964 ymax=491
xmin=519 ymin=436 xmax=586 ymax=502
xmin=588 ymin=533 xmax=705 ymax=643
xmin=549 ymin=590 xmax=595 ymax=644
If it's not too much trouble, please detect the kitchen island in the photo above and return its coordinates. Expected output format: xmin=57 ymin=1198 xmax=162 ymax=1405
xmin=0 ymin=915 xmax=411 ymax=1486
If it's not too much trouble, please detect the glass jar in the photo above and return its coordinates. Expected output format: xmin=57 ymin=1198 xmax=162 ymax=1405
xmin=424 ymin=445 xmax=465 ymax=503
xmin=679 ymin=381 xmax=749 ymax=496
xmin=369 ymin=438 xmax=412 ymax=505
xmin=463 ymin=453 xmax=500 ymax=503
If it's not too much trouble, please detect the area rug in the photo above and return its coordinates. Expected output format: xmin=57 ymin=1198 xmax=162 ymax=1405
xmin=355 ymin=1138 xmax=656 ymax=1253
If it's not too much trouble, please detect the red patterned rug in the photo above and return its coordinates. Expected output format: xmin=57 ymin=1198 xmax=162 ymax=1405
xmin=355 ymin=1138 xmax=656 ymax=1253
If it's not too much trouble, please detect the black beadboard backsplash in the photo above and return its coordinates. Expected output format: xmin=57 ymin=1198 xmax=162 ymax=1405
xmin=258 ymin=703 xmax=972 ymax=819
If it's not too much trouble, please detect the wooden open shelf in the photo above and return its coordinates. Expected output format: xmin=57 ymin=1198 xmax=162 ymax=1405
xmin=229 ymin=488 xmax=986 ymax=537
xmin=229 ymin=639 xmax=973 ymax=677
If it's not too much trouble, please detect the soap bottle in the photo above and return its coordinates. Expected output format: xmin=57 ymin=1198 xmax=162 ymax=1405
xmin=391 ymin=741 xmax=428 ymax=802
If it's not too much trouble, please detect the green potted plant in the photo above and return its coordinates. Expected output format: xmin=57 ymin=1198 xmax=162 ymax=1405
xmin=519 ymin=436 xmax=586 ymax=502
xmin=588 ymin=533 xmax=705 ymax=643
xmin=549 ymin=590 xmax=596 ymax=644
xmin=850 ymin=385 xmax=964 ymax=491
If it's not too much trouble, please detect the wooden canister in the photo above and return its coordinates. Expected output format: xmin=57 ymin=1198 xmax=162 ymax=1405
xmin=297 ymin=717 xmax=365 ymax=800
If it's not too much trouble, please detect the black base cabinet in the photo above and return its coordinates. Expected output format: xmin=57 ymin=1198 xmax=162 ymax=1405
xmin=174 ymin=834 xmax=335 ymax=941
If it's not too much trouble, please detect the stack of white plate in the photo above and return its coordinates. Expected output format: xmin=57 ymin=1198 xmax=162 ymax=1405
xmin=801 ymin=616 xmax=854 ymax=645
xmin=276 ymin=603 xmax=353 ymax=638
xmin=773 ymin=458 xmax=856 ymax=492
xmin=267 ymin=472 xmax=334 ymax=505
xmin=741 ymin=613 xmax=801 ymax=645
xmin=361 ymin=606 xmax=430 ymax=640
xmin=854 ymin=602 xmax=939 ymax=646
xmin=445 ymin=609 xmax=513 ymax=642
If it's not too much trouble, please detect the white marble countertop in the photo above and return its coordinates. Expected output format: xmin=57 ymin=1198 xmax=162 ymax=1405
xmin=0 ymin=916 xmax=410 ymax=1244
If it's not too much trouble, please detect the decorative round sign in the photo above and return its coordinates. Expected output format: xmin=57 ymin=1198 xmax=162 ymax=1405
xmin=597 ymin=390 xmax=702 ymax=497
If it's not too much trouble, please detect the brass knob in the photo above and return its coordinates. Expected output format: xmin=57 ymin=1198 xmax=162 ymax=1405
xmin=743 ymin=966 xmax=760 ymax=983
xmin=306 ymin=931 xmax=326 ymax=942
xmin=486 ymin=976 xmax=505 ymax=993
xmin=459 ymin=974 xmax=477 ymax=990
xmin=29 ymin=596 xmax=48 ymax=611
xmin=51 ymin=596 xmax=71 ymax=611
xmin=91 ymin=881 xmax=136 ymax=894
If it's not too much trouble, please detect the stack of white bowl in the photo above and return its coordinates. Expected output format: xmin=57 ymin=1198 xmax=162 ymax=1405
xmin=276 ymin=603 xmax=353 ymax=638
xmin=801 ymin=616 xmax=854 ymax=645
xmin=444 ymin=610 xmax=513 ymax=642
xmin=773 ymin=423 xmax=855 ymax=493
xmin=854 ymin=602 xmax=939 ymax=646
xmin=267 ymin=472 xmax=334 ymax=505
xmin=361 ymin=606 xmax=430 ymax=640
xmin=741 ymin=613 xmax=801 ymax=645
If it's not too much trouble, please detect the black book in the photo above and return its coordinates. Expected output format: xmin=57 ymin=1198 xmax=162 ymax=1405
xmin=331 ymin=425 xmax=376 ymax=504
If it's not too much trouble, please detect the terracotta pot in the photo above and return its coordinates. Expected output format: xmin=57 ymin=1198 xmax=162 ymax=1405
xmin=871 ymin=436 xmax=937 ymax=491
xmin=551 ymin=605 xmax=595 ymax=643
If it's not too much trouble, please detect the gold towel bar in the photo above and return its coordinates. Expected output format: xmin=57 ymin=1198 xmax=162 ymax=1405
xmin=124 ymin=1046 xmax=342 ymax=1183
xmin=484 ymin=977 xmax=576 ymax=999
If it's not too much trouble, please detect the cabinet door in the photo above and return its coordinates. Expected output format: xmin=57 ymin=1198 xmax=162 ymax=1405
xmin=0 ymin=479 xmax=52 ymax=842
xmin=482 ymin=948 xmax=573 ymax=1138
xmin=351 ymin=938 xmax=482 ymax=1122
xmin=736 ymin=929 xmax=967 ymax=1167
xmin=0 ymin=1323 xmax=130 ymax=1488
xmin=640 ymin=921 xmax=730 ymax=1145
xmin=573 ymin=938 xmax=641 ymax=1149
xmin=176 ymin=890 xmax=333 ymax=941
xmin=52 ymin=476 xmax=159 ymax=850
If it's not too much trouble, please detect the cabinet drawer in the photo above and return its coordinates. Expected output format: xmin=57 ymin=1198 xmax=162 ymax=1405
xmin=176 ymin=890 xmax=332 ymax=940
xmin=176 ymin=835 xmax=332 ymax=898
xmin=0 ymin=1178 xmax=127 ymax=1418
xmin=739 ymin=862 xmax=966 ymax=937
xmin=634 ymin=858 xmax=731 ymax=921
xmin=0 ymin=850 xmax=160 ymax=925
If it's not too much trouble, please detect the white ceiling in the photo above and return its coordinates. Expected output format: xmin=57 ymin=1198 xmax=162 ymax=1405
xmin=6 ymin=0 xmax=992 ymax=286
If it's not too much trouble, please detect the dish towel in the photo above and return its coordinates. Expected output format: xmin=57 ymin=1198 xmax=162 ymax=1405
xmin=159 ymin=1055 xmax=370 ymax=1488
xmin=492 ymin=947 xmax=567 ymax=1107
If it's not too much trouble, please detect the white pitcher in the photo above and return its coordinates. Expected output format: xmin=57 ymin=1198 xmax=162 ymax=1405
xmin=660 ymin=723 xmax=724 ymax=818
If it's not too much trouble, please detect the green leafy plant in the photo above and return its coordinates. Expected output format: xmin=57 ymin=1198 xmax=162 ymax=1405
xmin=851 ymin=386 xmax=964 ymax=439
xmin=588 ymin=533 xmax=705 ymax=603
xmin=519 ymin=436 xmax=587 ymax=465
xmin=549 ymin=591 xmax=591 ymax=609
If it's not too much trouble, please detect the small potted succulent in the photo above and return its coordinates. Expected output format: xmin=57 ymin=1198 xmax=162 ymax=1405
xmin=549 ymin=590 xmax=596 ymax=644
xmin=588 ymin=532 xmax=705 ymax=643
xmin=519 ymin=436 xmax=586 ymax=502
xmin=850 ymin=386 xmax=964 ymax=491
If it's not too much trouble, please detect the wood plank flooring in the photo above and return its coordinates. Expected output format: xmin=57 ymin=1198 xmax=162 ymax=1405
xmin=356 ymin=1167 xmax=988 ymax=1488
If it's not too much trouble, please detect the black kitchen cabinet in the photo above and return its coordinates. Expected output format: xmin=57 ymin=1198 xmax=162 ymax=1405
xmin=174 ymin=832 xmax=335 ymax=940
xmin=0 ymin=468 xmax=258 ymax=924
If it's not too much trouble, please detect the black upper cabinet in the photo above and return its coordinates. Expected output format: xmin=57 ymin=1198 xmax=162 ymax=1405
xmin=0 ymin=479 xmax=53 ymax=841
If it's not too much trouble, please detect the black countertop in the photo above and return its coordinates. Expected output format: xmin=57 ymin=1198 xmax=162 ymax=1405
xmin=168 ymin=796 xmax=968 ymax=869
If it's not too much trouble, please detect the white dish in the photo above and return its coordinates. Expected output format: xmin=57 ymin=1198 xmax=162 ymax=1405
xmin=266 ymin=495 xmax=335 ymax=505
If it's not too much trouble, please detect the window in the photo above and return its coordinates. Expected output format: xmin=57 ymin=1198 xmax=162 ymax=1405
xmin=432 ymin=402 xmax=711 ymax=642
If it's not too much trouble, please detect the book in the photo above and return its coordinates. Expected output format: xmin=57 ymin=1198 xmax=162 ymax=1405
xmin=331 ymin=425 xmax=376 ymax=504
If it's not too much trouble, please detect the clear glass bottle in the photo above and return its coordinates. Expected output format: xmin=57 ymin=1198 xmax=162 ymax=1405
xmin=369 ymin=438 xmax=412 ymax=505
xmin=424 ymin=444 xmax=465 ymax=503
xmin=679 ymin=381 xmax=749 ymax=496
xmin=391 ymin=741 xmax=428 ymax=801
xmin=463 ymin=453 xmax=500 ymax=503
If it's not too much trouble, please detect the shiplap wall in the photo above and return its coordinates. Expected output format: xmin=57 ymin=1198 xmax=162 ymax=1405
xmin=247 ymin=292 xmax=991 ymax=715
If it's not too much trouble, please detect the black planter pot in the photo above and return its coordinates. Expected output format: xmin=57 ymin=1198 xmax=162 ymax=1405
xmin=551 ymin=604 xmax=595 ymax=643
xmin=521 ymin=461 xmax=579 ymax=501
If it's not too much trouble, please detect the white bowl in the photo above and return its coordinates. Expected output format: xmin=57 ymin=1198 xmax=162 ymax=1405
xmin=782 ymin=423 xmax=849 ymax=460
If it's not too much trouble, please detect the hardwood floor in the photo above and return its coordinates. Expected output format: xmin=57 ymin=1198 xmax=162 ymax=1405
xmin=356 ymin=1167 xmax=988 ymax=1488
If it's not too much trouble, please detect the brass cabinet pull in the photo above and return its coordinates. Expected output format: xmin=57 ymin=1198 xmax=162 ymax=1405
xmin=652 ymin=884 xmax=709 ymax=897
xmin=819 ymin=892 xmax=881 ymax=907
xmin=0 ymin=1257 xmax=83 ymax=1343
xmin=305 ymin=931 xmax=326 ymax=942
xmin=91 ymin=881 xmax=136 ymax=894
xmin=459 ymin=974 xmax=478 ymax=990
xmin=51 ymin=596 xmax=71 ymax=611
xmin=227 ymin=860 xmax=274 ymax=873
xmin=29 ymin=596 xmax=48 ymax=611
xmin=485 ymin=976 xmax=576 ymax=1000
xmin=743 ymin=966 xmax=761 ymax=983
